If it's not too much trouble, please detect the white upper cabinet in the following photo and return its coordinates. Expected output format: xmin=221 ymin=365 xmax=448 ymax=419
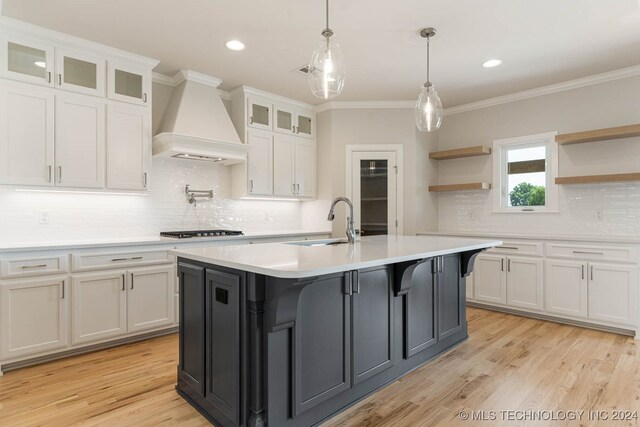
xmin=295 ymin=138 xmax=316 ymax=197
xmin=55 ymin=94 xmax=106 ymax=188
xmin=273 ymin=134 xmax=296 ymax=196
xmin=107 ymin=61 xmax=150 ymax=105
xmin=247 ymin=98 xmax=272 ymax=131
xmin=295 ymin=110 xmax=314 ymax=139
xmin=54 ymin=48 xmax=105 ymax=97
xmin=274 ymin=104 xmax=296 ymax=135
xmin=0 ymin=36 xmax=54 ymax=87
xmin=246 ymin=129 xmax=273 ymax=196
xmin=0 ymin=82 xmax=55 ymax=186
xmin=106 ymin=103 xmax=150 ymax=190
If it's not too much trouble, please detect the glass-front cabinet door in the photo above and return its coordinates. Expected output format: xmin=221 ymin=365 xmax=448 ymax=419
xmin=55 ymin=48 xmax=105 ymax=96
xmin=274 ymin=104 xmax=295 ymax=135
xmin=247 ymin=98 xmax=272 ymax=131
xmin=0 ymin=36 xmax=54 ymax=86
xmin=108 ymin=62 xmax=150 ymax=105
xmin=296 ymin=111 xmax=314 ymax=138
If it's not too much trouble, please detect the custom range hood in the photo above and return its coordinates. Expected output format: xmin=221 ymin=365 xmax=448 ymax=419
xmin=153 ymin=70 xmax=249 ymax=165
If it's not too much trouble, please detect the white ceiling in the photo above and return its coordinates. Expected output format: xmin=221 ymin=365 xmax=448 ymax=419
xmin=2 ymin=0 xmax=640 ymax=107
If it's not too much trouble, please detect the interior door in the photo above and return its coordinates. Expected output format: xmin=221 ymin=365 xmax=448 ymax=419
xmin=350 ymin=151 xmax=398 ymax=236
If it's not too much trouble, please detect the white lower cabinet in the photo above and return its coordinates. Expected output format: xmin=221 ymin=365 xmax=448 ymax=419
xmin=71 ymin=264 xmax=174 ymax=345
xmin=545 ymin=260 xmax=636 ymax=327
xmin=473 ymin=254 xmax=507 ymax=304
xmin=472 ymin=254 xmax=543 ymax=310
xmin=71 ymin=271 xmax=127 ymax=344
xmin=545 ymin=259 xmax=587 ymax=318
xmin=1 ymin=275 xmax=69 ymax=358
xmin=128 ymin=265 xmax=174 ymax=333
xmin=588 ymin=262 xmax=637 ymax=326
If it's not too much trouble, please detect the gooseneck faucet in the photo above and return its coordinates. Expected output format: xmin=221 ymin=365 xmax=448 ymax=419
xmin=327 ymin=197 xmax=357 ymax=244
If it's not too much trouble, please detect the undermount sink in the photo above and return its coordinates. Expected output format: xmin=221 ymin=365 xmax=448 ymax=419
xmin=286 ymin=239 xmax=350 ymax=247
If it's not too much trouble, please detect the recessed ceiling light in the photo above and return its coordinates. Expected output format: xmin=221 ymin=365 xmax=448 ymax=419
xmin=482 ymin=59 xmax=502 ymax=68
xmin=225 ymin=40 xmax=245 ymax=51
xmin=34 ymin=61 xmax=46 ymax=68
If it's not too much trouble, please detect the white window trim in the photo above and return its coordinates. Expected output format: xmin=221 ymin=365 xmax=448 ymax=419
xmin=492 ymin=131 xmax=559 ymax=214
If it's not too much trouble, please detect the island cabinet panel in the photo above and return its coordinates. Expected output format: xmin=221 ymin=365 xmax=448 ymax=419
xmin=205 ymin=269 xmax=241 ymax=424
xmin=438 ymin=254 xmax=464 ymax=340
xmin=405 ymin=260 xmax=437 ymax=358
xmin=352 ymin=266 xmax=394 ymax=385
xmin=294 ymin=273 xmax=351 ymax=415
xmin=178 ymin=262 xmax=206 ymax=396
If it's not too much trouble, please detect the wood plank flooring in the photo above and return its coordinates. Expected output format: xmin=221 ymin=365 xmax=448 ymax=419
xmin=1 ymin=308 xmax=639 ymax=426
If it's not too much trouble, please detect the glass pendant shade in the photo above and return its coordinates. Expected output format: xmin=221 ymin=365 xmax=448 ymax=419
xmin=308 ymin=36 xmax=345 ymax=100
xmin=415 ymin=83 xmax=443 ymax=132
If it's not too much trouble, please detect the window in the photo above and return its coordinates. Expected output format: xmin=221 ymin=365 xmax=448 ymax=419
xmin=493 ymin=132 xmax=558 ymax=213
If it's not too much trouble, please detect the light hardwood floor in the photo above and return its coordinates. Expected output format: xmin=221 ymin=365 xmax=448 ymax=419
xmin=1 ymin=308 xmax=639 ymax=426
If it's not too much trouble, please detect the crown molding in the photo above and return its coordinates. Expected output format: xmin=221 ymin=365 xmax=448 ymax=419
xmin=152 ymin=70 xmax=230 ymax=100
xmin=0 ymin=15 xmax=159 ymax=67
xmin=314 ymin=100 xmax=415 ymax=113
xmin=444 ymin=64 xmax=640 ymax=116
xmin=314 ymin=64 xmax=640 ymax=115
xmin=231 ymin=85 xmax=315 ymax=110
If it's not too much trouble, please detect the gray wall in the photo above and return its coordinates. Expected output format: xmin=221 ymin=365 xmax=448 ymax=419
xmin=436 ymin=75 xmax=640 ymax=237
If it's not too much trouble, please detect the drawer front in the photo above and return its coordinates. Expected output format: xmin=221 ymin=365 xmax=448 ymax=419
xmin=486 ymin=241 xmax=542 ymax=256
xmin=1 ymin=255 xmax=68 ymax=278
xmin=72 ymin=250 xmax=171 ymax=272
xmin=546 ymin=244 xmax=637 ymax=263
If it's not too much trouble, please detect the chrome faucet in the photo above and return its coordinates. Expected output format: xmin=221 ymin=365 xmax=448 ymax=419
xmin=327 ymin=197 xmax=357 ymax=244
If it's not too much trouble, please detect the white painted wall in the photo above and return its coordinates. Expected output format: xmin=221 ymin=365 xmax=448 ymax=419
xmin=436 ymin=75 xmax=640 ymax=237
xmin=315 ymin=108 xmax=439 ymax=237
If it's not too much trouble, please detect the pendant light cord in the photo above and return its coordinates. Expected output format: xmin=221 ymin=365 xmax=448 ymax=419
xmin=426 ymin=36 xmax=430 ymax=84
xmin=326 ymin=0 xmax=329 ymax=30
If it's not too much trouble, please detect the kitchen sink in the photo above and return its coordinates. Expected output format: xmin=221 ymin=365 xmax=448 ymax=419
xmin=286 ymin=239 xmax=350 ymax=247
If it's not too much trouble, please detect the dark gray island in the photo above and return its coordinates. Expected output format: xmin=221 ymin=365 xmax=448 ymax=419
xmin=170 ymin=235 xmax=501 ymax=426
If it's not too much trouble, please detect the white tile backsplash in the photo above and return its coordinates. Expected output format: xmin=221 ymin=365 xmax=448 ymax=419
xmin=438 ymin=182 xmax=640 ymax=238
xmin=0 ymin=158 xmax=317 ymax=244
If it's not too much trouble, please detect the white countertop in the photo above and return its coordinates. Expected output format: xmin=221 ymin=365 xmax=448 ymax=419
xmin=170 ymin=235 xmax=502 ymax=279
xmin=0 ymin=230 xmax=331 ymax=253
xmin=417 ymin=230 xmax=640 ymax=244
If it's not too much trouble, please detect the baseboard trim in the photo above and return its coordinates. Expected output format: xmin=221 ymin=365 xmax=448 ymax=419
xmin=467 ymin=302 xmax=635 ymax=337
xmin=1 ymin=327 xmax=178 ymax=373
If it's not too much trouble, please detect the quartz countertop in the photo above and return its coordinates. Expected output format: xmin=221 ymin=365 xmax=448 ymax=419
xmin=0 ymin=230 xmax=332 ymax=253
xmin=417 ymin=230 xmax=640 ymax=245
xmin=170 ymin=235 xmax=502 ymax=279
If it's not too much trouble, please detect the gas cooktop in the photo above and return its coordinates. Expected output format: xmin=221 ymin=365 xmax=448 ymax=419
xmin=160 ymin=230 xmax=244 ymax=239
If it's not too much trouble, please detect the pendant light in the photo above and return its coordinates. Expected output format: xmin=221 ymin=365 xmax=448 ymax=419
xmin=415 ymin=27 xmax=443 ymax=132
xmin=308 ymin=0 xmax=345 ymax=99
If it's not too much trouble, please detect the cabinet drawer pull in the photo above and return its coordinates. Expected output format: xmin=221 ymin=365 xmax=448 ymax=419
xmin=21 ymin=264 xmax=48 ymax=269
xmin=572 ymin=250 xmax=604 ymax=255
xmin=501 ymin=258 xmax=504 ymax=271
xmin=58 ymin=166 xmax=62 ymax=183
xmin=47 ymin=71 xmax=51 ymax=83
xmin=131 ymin=273 xmax=134 ymax=290
xmin=143 ymin=93 xmax=148 ymax=103
xmin=143 ymin=172 xmax=148 ymax=188
xmin=111 ymin=256 xmax=144 ymax=262
xmin=507 ymin=259 xmax=511 ymax=272
xmin=130 ymin=256 xmax=143 ymax=260
xmin=250 ymin=180 xmax=254 ymax=192
xmin=61 ymin=280 xmax=65 ymax=299
xmin=345 ymin=272 xmax=352 ymax=295
xmin=591 ymin=265 xmax=594 ymax=281
xmin=58 ymin=74 xmax=62 ymax=85
xmin=112 ymin=258 xmax=128 ymax=262
xmin=581 ymin=265 xmax=585 ymax=280
xmin=48 ymin=165 xmax=52 ymax=183
xmin=500 ymin=246 xmax=518 ymax=250
xmin=249 ymin=116 xmax=254 ymax=124
xmin=353 ymin=271 xmax=360 ymax=294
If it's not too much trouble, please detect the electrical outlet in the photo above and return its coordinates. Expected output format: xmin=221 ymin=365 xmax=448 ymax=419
xmin=39 ymin=211 xmax=50 ymax=225
xmin=594 ymin=210 xmax=603 ymax=221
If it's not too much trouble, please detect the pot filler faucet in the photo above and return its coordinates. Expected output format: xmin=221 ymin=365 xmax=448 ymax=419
xmin=327 ymin=197 xmax=357 ymax=244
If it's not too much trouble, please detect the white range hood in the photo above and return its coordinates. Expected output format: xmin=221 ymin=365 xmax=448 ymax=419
xmin=153 ymin=70 xmax=249 ymax=165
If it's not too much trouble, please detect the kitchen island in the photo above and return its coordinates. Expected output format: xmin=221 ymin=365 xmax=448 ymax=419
xmin=170 ymin=235 xmax=501 ymax=427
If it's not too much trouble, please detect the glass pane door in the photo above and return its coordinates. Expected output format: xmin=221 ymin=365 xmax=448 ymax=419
xmin=3 ymin=38 xmax=53 ymax=86
xmin=56 ymin=49 xmax=105 ymax=96
xmin=274 ymin=107 xmax=294 ymax=134
xmin=351 ymin=151 xmax=398 ymax=236
xmin=297 ymin=113 xmax=313 ymax=137
xmin=360 ymin=159 xmax=389 ymax=235
xmin=248 ymin=99 xmax=271 ymax=130
xmin=114 ymin=69 xmax=143 ymax=99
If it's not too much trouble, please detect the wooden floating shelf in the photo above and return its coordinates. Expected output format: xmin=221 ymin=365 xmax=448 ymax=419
xmin=429 ymin=145 xmax=491 ymax=160
xmin=555 ymin=173 xmax=640 ymax=185
xmin=556 ymin=124 xmax=640 ymax=145
xmin=429 ymin=182 xmax=492 ymax=192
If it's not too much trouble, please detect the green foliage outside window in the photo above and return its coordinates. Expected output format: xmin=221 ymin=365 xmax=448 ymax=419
xmin=509 ymin=182 xmax=545 ymax=206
